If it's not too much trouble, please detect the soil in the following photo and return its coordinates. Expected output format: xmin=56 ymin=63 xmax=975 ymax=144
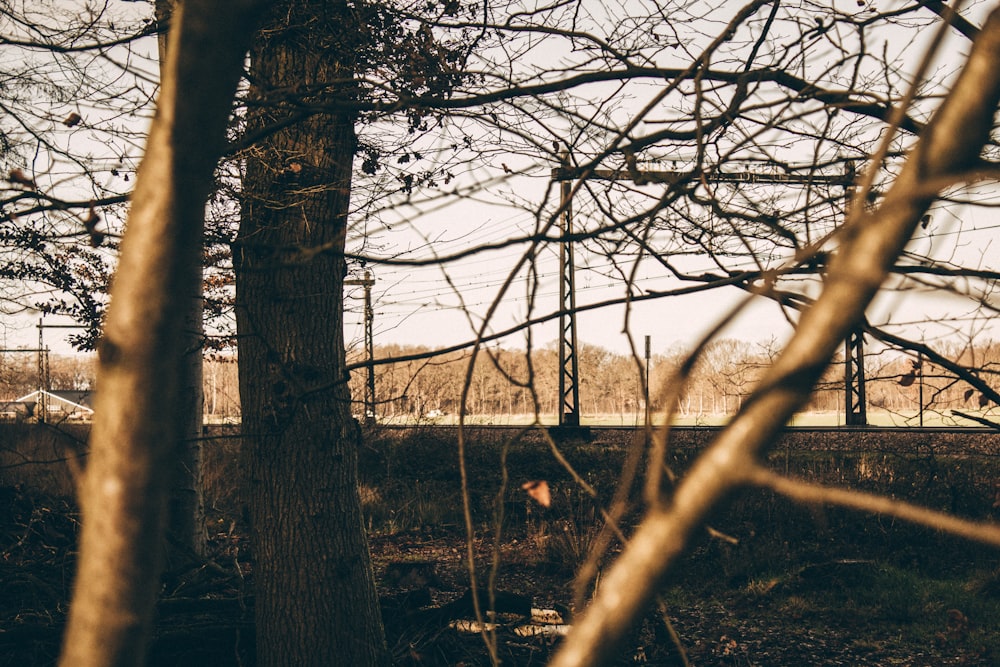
xmin=369 ymin=528 xmax=997 ymax=667
xmin=1 ymin=486 xmax=996 ymax=666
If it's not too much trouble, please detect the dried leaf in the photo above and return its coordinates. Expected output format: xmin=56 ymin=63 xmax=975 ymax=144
xmin=522 ymin=480 xmax=550 ymax=508
xmin=63 ymin=112 xmax=82 ymax=127
xmin=898 ymin=372 xmax=915 ymax=387
xmin=83 ymin=204 xmax=100 ymax=231
xmin=964 ymin=389 xmax=975 ymax=401
xmin=82 ymin=203 xmax=102 ymax=246
xmin=979 ymin=393 xmax=989 ymax=408
xmin=8 ymin=169 xmax=35 ymax=188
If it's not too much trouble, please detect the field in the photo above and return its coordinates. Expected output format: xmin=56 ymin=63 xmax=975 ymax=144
xmin=1 ymin=425 xmax=999 ymax=665
xmin=378 ymin=408 xmax=993 ymax=428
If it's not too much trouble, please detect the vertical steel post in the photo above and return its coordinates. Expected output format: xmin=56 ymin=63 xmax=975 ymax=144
xmin=844 ymin=330 xmax=867 ymax=425
xmin=346 ymin=272 xmax=377 ymax=425
xmin=918 ymin=353 xmax=924 ymax=427
xmin=842 ymin=161 xmax=867 ymax=426
xmin=558 ymin=152 xmax=581 ymax=427
xmin=37 ymin=318 xmax=46 ymax=423
xmin=644 ymin=335 xmax=651 ymax=427
xmin=363 ymin=270 xmax=375 ymax=426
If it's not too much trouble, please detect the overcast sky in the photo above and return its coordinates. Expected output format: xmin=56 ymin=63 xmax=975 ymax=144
xmin=5 ymin=0 xmax=999 ymax=361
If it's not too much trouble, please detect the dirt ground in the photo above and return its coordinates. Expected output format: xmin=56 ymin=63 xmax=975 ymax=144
xmin=1 ymin=485 xmax=998 ymax=666
xmin=369 ymin=527 xmax=998 ymax=667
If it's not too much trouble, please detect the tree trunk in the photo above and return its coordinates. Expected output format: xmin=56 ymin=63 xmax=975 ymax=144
xmin=156 ymin=0 xmax=207 ymax=566
xmin=235 ymin=2 xmax=388 ymax=665
xmin=58 ymin=2 xmax=260 ymax=665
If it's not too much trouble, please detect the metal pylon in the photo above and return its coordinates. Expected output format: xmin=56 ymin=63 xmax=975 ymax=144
xmin=845 ymin=328 xmax=867 ymax=426
xmin=551 ymin=157 xmax=857 ymax=428
xmin=557 ymin=154 xmax=581 ymax=427
xmin=345 ymin=271 xmax=376 ymax=425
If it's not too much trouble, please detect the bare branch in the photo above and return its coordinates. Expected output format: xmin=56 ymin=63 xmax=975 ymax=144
xmin=550 ymin=6 xmax=1000 ymax=665
xmin=744 ymin=465 xmax=1000 ymax=547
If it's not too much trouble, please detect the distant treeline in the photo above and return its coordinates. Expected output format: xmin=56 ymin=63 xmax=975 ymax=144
xmin=346 ymin=338 xmax=1000 ymax=421
xmin=2 ymin=337 xmax=998 ymax=422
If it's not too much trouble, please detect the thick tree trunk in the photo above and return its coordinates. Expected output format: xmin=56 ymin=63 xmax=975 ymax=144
xmin=235 ymin=2 xmax=388 ymax=665
xmin=58 ymin=2 xmax=260 ymax=665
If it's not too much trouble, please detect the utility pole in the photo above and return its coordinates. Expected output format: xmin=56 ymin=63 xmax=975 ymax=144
xmin=37 ymin=319 xmax=48 ymax=422
xmin=1 ymin=346 xmax=47 ymax=423
xmin=552 ymin=159 xmax=863 ymax=425
xmin=644 ymin=335 xmax=651 ymax=427
xmin=918 ymin=352 xmax=924 ymax=427
xmin=557 ymin=152 xmax=583 ymax=431
xmin=844 ymin=329 xmax=867 ymax=426
xmin=34 ymin=318 xmax=89 ymax=424
xmin=345 ymin=271 xmax=376 ymax=425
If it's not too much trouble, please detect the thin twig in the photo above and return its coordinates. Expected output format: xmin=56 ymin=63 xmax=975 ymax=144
xmin=743 ymin=465 xmax=1000 ymax=547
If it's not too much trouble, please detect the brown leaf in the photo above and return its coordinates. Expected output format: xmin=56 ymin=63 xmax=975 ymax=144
xmin=83 ymin=204 xmax=100 ymax=231
xmin=8 ymin=169 xmax=35 ymax=188
xmin=898 ymin=372 xmax=915 ymax=387
xmin=522 ymin=480 xmax=551 ymax=508
xmin=63 ymin=112 xmax=82 ymax=127
xmin=979 ymin=393 xmax=989 ymax=408
xmin=964 ymin=389 xmax=975 ymax=401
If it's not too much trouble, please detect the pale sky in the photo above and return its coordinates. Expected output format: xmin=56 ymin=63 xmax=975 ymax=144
xmin=5 ymin=0 xmax=999 ymax=361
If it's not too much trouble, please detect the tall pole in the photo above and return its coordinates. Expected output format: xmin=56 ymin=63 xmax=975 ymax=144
xmin=346 ymin=271 xmax=376 ymax=425
xmin=37 ymin=318 xmax=47 ymax=423
xmin=558 ymin=151 xmax=582 ymax=427
xmin=918 ymin=352 xmax=924 ymax=427
xmin=552 ymin=159 xmax=857 ymax=428
xmin=842 ymin=161 xmax=867 ymax=426
xmin=364 ymin=271 xmax=375 ymax=426
xmin=644 ymin=335 xmax=651 ymax=427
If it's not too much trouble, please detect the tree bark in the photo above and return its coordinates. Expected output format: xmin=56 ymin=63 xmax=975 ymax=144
xmin=155 ymin=0 xmax=208 ymax=566
xmin=235 ymin=2 xmax=388 ymax=665
xmin=58 ymin=1 xmax=261 ymax=666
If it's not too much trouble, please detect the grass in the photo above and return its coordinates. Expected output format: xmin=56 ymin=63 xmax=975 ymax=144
xmin=658 ymin=561 xmax=1000 ymax=664
xmin=361 ymin=479 xmax=465 ymax=534
xmin=369 ymin=408 xmax=996 ymax=427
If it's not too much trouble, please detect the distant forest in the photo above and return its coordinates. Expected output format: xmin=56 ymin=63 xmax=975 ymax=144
xmin=3 ymin=337 xmax=997 ymax=424
xmin=347 ymin=339 xmax=1000 ymax=424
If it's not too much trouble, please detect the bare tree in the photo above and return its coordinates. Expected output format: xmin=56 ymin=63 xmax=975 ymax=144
xmin=2 ymin=1 xmax=998 ymax=665
xmin=0 ymin=0 xmax=211 ymax=564
xmin=154 ymin=0 xmax=207 ymax=564
xmin=58 ymin=1 xmax=261 ymax=664
xmin=234 ymin=2 xmax=390 ymax=664
xmin=549 ymin=7 xmax=1000 ymax=665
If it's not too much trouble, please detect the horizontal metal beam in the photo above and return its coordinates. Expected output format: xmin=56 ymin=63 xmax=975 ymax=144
xmin=552 ymin=166 xmax=854 ymax=187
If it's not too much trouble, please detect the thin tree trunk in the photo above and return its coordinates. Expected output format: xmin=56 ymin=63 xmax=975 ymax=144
xmin=155 ymin=0 xmax=207 ymax=565
xmin=59 ymin=2 xmax=261 ymax=665
xmin=235 ymin=2 xmax=388 ymax=665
